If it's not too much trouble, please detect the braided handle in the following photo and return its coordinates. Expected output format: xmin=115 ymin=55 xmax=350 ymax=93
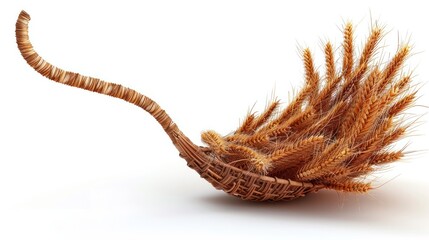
xmin=16 ymin=10 xmax=182 ymax=143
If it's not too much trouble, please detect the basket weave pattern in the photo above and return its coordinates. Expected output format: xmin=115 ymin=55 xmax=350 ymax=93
xmin=176 ymin=134 xmax=322 ymax=201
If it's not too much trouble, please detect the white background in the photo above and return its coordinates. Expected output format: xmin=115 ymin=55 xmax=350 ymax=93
xmin=1 ymin=0 xmax=428 ymax=239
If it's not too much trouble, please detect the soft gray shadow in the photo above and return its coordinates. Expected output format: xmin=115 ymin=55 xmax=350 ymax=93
xmin=197 ymin=180 xmax=429 ymax=235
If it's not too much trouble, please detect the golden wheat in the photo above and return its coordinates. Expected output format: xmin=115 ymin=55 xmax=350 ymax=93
xmin=199 ymin=21 xmax=416 ymax=191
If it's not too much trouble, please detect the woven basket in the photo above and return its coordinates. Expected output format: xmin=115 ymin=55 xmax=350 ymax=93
xmin=185 ymin=155 xmax=322 ymax=201
xmin=176 ymin=133 xmax=323 ymax=201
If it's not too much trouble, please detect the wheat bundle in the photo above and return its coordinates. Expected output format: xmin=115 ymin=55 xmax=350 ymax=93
xmin=16 ymin=11 xmax=417 ymax=201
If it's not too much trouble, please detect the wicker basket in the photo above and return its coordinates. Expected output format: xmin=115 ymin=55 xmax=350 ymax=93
xmin=176 ymin=132 xmax=323 ymax=201
xmin=16 ymin=10 xmax=415 ymax=201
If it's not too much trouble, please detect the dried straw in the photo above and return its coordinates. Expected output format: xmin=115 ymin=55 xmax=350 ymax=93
xmin=16 ymin=11 xmax=417 ymax=201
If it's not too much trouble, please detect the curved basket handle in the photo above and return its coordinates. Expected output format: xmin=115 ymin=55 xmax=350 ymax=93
xmin=16 ymin=11 xmax=181 ymax=142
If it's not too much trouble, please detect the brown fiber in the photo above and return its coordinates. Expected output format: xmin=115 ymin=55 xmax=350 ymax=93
xmin=16 ymin=11 xmax=417 ymax=201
